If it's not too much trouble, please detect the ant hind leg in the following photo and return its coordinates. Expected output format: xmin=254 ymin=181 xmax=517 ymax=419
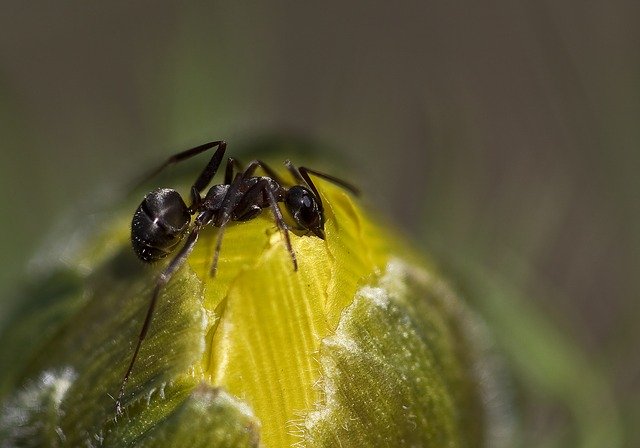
xmin=224 ymin=157 xmax=244 ymax=185
xmin=115 ymin=223 xmax=203 ymax=417
xmin=135 ymin=141 xmax=228 ymax=207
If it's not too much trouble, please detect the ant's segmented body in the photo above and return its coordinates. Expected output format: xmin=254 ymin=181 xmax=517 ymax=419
xmin=115 ymin=140 xmax=358 ymax=416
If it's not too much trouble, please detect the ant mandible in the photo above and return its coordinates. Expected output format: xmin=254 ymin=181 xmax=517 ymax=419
xmin=115 ymin=140 xmax=358 ymax=416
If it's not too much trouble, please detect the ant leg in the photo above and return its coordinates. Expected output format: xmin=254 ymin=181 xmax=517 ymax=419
xmin=241 ymin=160 xmax=286 ymax=185
xmin=263 ymin=182 xmax=297 ymax=270
xmin=115 ymin=223 xmax=203 ymax=417
xmin=284 ymin=160 xmax=305 ymax=184
xmin=188 ymin=186 xmax=202 ymax=214
xmin=256 ymin=161 xmax=286 ymax=185
xmin=284 ymin=161 xmax=359 ymax=196
xmin=208 ymin=164 xmax=291 ymax=275
xmin=210 ymin=226 xmax=226 ymax=277
xmin=136 ymin=141 xmax=227 ymax=194
xmin=191 ymin=141 xmax=227 ymax=193
xmin=299 ymin=166 xmax=359 ymax=196
xmin=234 ymin=180 xmax=297 ymax=270
xmin=209 ymin=173 xmax=246 ymax=276
xmin=224 ymin=157 xmax=244 ymax=185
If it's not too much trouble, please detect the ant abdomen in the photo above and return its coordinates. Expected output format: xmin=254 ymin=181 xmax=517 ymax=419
xmin=131 ymin=188 xmax=191 ymax=263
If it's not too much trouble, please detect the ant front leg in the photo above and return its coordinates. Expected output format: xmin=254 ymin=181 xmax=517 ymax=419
xmin=234 ymin=179 xmax=297 ymax=271
xmin=263 ymin=183 xmax=298 ymax=271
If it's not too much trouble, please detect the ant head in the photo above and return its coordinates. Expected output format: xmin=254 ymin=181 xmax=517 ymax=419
xmin=131 ymin=188 xmax=191 ymax=262
xmin=285 ymin=185 xmax=325 ymax=239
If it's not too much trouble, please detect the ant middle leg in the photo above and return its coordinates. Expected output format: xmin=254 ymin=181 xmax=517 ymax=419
xmin=224 ymin=158 xmax=283 ymax=185
xmin=209 ymin=173 xmax=248 ymax=276
xmin=263 ymin=183 xmax=297 ymax=271
xmin=242 ymin=160 xmax=287 ymax=185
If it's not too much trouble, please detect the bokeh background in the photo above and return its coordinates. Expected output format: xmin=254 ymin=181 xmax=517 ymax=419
xmin=0 ymin=2 xmax=637 ymax=446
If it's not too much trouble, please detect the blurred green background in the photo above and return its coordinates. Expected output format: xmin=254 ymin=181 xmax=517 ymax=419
xmin=0 ymin=2 xmax=637 ymax=446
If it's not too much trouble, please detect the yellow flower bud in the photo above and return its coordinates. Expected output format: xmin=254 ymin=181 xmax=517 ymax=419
xmin=0 ymin=159 xmax=513 ymax=447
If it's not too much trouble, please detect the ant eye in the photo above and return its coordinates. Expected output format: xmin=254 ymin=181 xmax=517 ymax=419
xmin=285 ymin=186 xmax=324 ymax=238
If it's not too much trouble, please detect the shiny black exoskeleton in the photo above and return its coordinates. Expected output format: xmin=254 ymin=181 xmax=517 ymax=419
xmin=116 ymin=140 xmax=358 ymax=416
xmin=131 ymin=188 xmax=191 ymax=262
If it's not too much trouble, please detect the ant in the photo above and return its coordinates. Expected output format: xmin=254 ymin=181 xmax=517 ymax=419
xmin=115 ymin=140 xmax=358 ymax=416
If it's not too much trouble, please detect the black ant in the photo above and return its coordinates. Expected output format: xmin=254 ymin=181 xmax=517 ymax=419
xmin=115 ymin=140 xmax=358 ymax=416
